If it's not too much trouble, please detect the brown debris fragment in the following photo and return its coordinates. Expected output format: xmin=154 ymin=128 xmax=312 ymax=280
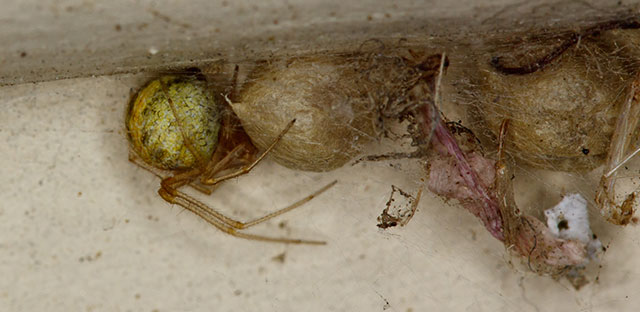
xmin=595 ymin=72 xmax=640 ymax=225
xmin=415 ymin=57 xmax=596 ymax=278
xmin=377 ymin=185 xmax=422 ymax=229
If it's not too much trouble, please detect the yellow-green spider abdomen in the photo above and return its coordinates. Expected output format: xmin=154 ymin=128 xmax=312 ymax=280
xmin=127 ymin=76 xmax=221 ymax=170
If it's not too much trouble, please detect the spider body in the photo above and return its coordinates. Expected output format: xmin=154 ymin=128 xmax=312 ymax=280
xmin=127 ymin=76 xmax=221 ymax=170
xmin=126 ymin=74 xmax=334 ymax=244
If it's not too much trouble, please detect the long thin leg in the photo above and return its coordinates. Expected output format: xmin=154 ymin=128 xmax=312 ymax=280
xmin=201 ymin=119 xmax=296 ymax=185
xmin=158 ymin=178 xmax=337 ymax=244
xmin=243 ymin=180 xmax=337 ymax=228
xmin=133 ymin=147 xmax=334 ymax=243
xmin=129 ymin=151 xmax=166 ymax=180
xmin=160 ymin=178 xmax=336 ymax=230
xmin=199 ymin=144 xmax=250 ymax=184
xmin=163 ymin=192 xmax=326 ymax=244
xmin=129 ymin=151 xmax=214 ymax=194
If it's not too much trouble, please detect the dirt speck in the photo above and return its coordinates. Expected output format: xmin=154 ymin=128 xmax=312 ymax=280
xmin=272 ymin=252 xmax=286 ymax=263
xmin=557 ymin=219 xmax=569 ymax=230
xmin=79 ymin=251 xmax=102 ymax=262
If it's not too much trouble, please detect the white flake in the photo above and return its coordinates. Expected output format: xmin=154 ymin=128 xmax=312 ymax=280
xmin=545 ymin=193 xmax=602 ymax=259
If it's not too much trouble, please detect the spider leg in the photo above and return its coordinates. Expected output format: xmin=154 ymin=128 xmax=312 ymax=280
xmin=158 ymin=189 xmax=326 ymax=245
xmin=158 ymin=178 xmax=337 ymax=244
xmin=241 ymin=180 xmax=337 ymax=228
xmin=201 ymin=119 xmax=296 ymax=186
xmin=199 ymin=144 xmax=250 ymax=184
xmin=129 ymin=151 xmax=212 ymax=194
xmin=128 ymin=151 xmax=166 ymax=179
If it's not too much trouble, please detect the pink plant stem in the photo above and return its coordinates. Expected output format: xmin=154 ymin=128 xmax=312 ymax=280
xmin=423 ymin=103 xmax=504 ymax=240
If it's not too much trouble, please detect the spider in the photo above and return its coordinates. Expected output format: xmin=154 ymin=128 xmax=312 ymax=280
xmin=126 ymin=71 xmax=336 ymax=244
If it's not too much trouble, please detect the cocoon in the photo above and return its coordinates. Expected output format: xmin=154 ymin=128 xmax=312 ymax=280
xmin=471 ymin=39 xmax=632 ymax=171
xmin=231 ymin=57 xmax=377 ymax=172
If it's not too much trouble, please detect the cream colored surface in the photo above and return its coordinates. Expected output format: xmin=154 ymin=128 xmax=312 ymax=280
xmin=3 ymin=0 xmax=640 ymax=311
xmin=2 ymin=73 xmax=640 ymax=312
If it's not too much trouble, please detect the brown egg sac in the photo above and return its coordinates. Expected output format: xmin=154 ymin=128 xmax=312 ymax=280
xmin=598 ymin=29 xmax=640 ymax=63
xmin=230 ymin=57 xmax=377 ymax=172
xmin=471 ymin=38 xmax=633 ymax=171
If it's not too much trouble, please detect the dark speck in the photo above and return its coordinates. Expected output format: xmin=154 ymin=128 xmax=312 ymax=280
xmin=271 ymin=252 xmax=286 ymax=263
xmin=557 ymin=219 xmax=569 ymax=230
xmin=20 ymin=51 xmax=27 ymax=58
xmin=582 ymin=148 xmax=590 ymax=155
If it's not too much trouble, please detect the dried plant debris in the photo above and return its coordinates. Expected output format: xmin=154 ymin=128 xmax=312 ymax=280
xmin=356 ymin=52 xmax=448 ymax=163
xmin=494 ymin=131 xmax=602 ymax=281
xmin=424 ymin=100 xmax=603 ymax=283
xmin=370 ymin=49 xmax=612 ymax=285
xmin=595 ymin=72 xmax=640 ymax=225
xmin=431 ymin=24 xmax=640 ymax=282
xmin=377 ymin=185 xmax=422 ymax=229
xmin=354 ymin=48 xmax=605 ymax=281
